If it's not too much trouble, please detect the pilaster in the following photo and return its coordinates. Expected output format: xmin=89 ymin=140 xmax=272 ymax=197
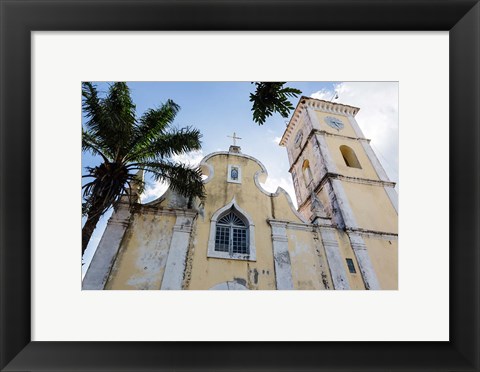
xmin=348 ymin=232 xmax=381 ymax=290
xmin=327 ymin=179 xmax=381 ymax=290
xmin=160 ymin=211 xmax=196 ymax=290
xmin=317 ymin=227 xmax=350 ymax=290
xmin=82 ymin=202 xmax=131 ymax=290
xmin=269 ymin=221 xmax=294 ymax=290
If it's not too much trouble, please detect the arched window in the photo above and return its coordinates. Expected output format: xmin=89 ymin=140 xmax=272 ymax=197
xmin=207 ymin=198 xmax=256 ymax=261
xmin=340 ymin=145 xmax=362 ymax=169
xmin=302 ymin=159 xmax=313 ymax=187
xmin=215 ymin=208 xmax=249 ymax=255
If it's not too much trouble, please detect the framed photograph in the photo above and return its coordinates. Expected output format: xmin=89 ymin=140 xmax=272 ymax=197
xmin=1 ymin=1 xmax=479 ymax=371
xmin=80 ymin=81 xmax=400 ymax=293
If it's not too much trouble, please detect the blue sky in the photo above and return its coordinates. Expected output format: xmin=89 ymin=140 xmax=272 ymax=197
xmin=82 ymin=81 xmax=399 ymax=275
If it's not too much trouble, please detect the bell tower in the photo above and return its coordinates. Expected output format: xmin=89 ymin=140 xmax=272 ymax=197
xmin=280 ymin=97 xmax=398 ymax=290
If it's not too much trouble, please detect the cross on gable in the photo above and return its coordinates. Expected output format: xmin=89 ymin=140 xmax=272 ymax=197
xmin=227 ymin=132 xmax=242 ymax=146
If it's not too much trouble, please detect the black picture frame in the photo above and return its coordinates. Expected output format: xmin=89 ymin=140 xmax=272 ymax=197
xmin=1 ymin=1 xmax=479 ymax=371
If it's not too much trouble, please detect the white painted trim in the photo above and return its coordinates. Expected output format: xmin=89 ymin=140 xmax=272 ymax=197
xmin=346 ymin=114 xmax=366 ymax=138
xmin=198 ymin=151 xmax=304 ymax=223
xmin=199 ymin=161 xmax=214 ymax=184
xmin=347 ymin=115 xmax=392 ymax=182
xmin=254 ymin=179 xmax=308 ymax=224
xmin=347 ymin=114 xmax=398 ymax=214
xmin=348 ymin=233 xmax=381 ymax=290
xmin=160 ymin=212 xmax=195 ymax=290
xmin=317 ymin=227 xmax=350 ymax=290
xmin=327 ymin=179 xmax=381 ymax=290
xmin=269 ymin=221 xmax=294 ymax=290
xmin=207 ymin=197 xmax=256 ymax=261
xmin=384 ymin=186 xmax=399 ymax=214
xmin=329 ymin=179 xmax=356 ymax=229
xmin=267 ymin=218 xmax=319 ymax=232
xmin=314 ymin=132 xmax=337 ymax=174
xmin=199 ymin=151 xmax=269 ymax=174
xmin=82 ymin=203 xmax=131 ymax=290
xmin=227 ymin=164 xmax=242 ymax=183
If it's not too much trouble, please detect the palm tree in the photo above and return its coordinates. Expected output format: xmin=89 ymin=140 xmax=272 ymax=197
xmin=81 ymin=82 xmax=205 ymax=257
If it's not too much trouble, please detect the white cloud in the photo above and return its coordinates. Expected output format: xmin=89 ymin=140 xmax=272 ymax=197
xmin=272 ymin=136 xmax=282 ymax=145
xmin=171 ymin=149 xmax=204 ymax=167
xmin=311 ymin=88 xmax=334 ymax=101
xmin=142 ymin=179 xmax=169 ymax=203
xmin=310 ymin=82 xmax=399 ymax=184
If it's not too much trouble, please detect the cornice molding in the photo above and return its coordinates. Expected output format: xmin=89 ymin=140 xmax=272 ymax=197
xmin=280 ymin=96 xmax=360 ymax=146
xmin=297 ymin=173 xmax=396 ymax=211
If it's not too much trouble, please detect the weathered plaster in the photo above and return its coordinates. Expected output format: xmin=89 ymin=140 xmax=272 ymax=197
xmin=316 ymin=227 xmax=350 ymax=290
xmin=311 ymin=229 xmax=332 ymax=289
xmin=160 ymin=211 xmax=196 ymax=290
xmin=82 ymin=202 xmax=131 ymax=290
xmin=269 ymin=221 xmax=294 ymax=290
xmin=348 ymin=232 xmax=381 ymax=290
xmin=104 ymin=210 xmax=175 ymax=290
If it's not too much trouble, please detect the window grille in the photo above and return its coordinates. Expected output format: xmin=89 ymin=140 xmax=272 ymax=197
xmin=215 ymin=209 xmax=249 ymax=255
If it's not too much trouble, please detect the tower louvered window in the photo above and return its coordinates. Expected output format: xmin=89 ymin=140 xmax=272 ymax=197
xmin=215 ymin=208 xmax=249 ymax=255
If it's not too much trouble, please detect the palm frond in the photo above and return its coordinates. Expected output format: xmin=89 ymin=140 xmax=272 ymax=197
xmin=103 ymin=83 xmax=137 ymax=161
xmin=82 ymin=129 xmax=110 ymax=162
xmin=137 ymin=99 xmax=180 ymax=138
xmin=82 ymin=82 xmax=106 ymax=134
xmin=127 ymin=126 xmax=202 ymax=163
xmin=128 ymin=161 xmax=205 ymax=200
xmin=128 ymin=99 xmax=180 ymax=156
xmin=82 ymin=82 xmax=137 ymax=161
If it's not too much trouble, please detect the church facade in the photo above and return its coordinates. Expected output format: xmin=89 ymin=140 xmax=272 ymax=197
xmin=83 ymin=97 xmax=398 ymax=290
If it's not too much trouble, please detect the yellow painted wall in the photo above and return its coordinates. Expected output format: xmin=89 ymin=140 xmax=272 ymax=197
xmin=272 ymin=190 xmax=304 ymax=222
xmin=342 ymin=181 xmax=398 ymax=233
xmin=335 ymin=230 xmax=366 ymax=290
xmin=288 ymin=228 xmax=330 ymax=289
xmin=325 ymin=136 xmax=379 ymax=180
xmin=105 ymin=212 xmax=176 ymax=290
xmin=188 ymin=153 xmax=281 ymax=290
xmin=363 ymin=237 xmax=398 ymax=289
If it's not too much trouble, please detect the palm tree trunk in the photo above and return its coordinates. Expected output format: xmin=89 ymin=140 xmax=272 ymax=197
xmin=82 ymin=212 xmax=101 ymax=257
